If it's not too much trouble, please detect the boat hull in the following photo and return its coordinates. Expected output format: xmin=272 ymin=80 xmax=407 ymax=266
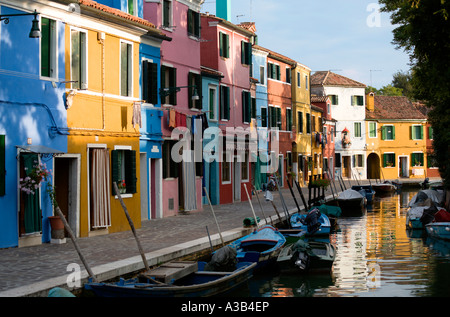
xmin=290 ymin=213 xmax=331 ymax=236
xmin=84 ymin=262 xmax=257 ymax=297
xmin=426 ymin=223 xmax=450 ymax=241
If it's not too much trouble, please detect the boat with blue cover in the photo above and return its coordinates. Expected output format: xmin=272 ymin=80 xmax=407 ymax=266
xmin=290 ymin=208 xmax=332 ymax=236
xmin=351 ymin=185 xmax=375 ymax=204
xmin=227 ymin=225 xmax=286 ymax=270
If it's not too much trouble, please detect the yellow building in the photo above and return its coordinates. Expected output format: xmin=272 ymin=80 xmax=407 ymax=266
xmin=311 ymin=105 xmax=324 ymax=178
xmin=60 ymin=2 xmax=165 ymax=237
xmin=292 ymin=62 xmax=313 ymax=184
xmin=365 ymin=93 xmax=428 ymax=180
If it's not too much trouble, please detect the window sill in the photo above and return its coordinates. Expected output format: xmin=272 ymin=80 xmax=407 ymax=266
xmin=115 ymin=194 xmax=133 ymax=199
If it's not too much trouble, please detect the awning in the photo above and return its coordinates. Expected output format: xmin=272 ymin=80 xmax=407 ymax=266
xmin=16 ymin=145 xmax=65 ymax=161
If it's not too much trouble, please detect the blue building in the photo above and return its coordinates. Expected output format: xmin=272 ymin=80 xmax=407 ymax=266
xmin=252 ymin=45 xmax=269 ymax=189
xmin=0 ymin=4 xmax=68 ymax=248
xmin=201 ymin=66 xmax=223 ymax=206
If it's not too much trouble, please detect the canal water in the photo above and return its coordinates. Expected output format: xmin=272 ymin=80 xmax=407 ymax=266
xmin=228 ymin=188 xmax=450 ymax=297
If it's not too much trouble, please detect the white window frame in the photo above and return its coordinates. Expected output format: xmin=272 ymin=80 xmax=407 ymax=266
xmin=411 ymin=124 xmax=423 ymax=140
xmin=162 ymin=0 xmax=173 ymax=31
xmin=120 ymin=40 xmax=134 ymax=98
xmin=39 ymin=16 xmax=58 ymax=81
xmin=126 ymin=0 xmax=138 ymax=16
xmin=70 ymin=27 xmax=88 ymax=90
xmin=113 ymin=145 xmax=133 ymax=199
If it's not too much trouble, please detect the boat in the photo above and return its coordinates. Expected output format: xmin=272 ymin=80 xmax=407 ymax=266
xmin=227 ymin=225 xmax=286 ymax=270
xmin=289 ymin=208 xmax=332 ymax=236
xmin=372 ymin=181 xmax=396 ymax=194
xmin=84 ymin=259 xmax=257 ymax=297
xmin=406 ymin=189 xmax=445 ymax=229
xmin=426 ymin=223 xmax=450 ymax=241
xmin=337 ymin=189 xmax=365 ymax=215
xmin=351 ymin=185 xmax=375 ymax=204
xmin=277 ymin=240 xmax=336 ymax=274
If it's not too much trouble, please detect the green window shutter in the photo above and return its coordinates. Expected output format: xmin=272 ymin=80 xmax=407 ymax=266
xmin=150 ymin=62 xmax=158 ymax=105
xmin=224 ymin=86 xmax=230 ymax=120
xmin=241 ymin=41 xmax=245 ymax=64
xmin=142 ymin=60 xmax=149 ymax=103
xmin=219 ymin=32 xmax=223 ymax=57
xmin=251 ymin=97 xmax=256 ymax=119
xmin=392 ymin=126 xmax=395 ymax=140
xmin=41 ymin=18 xmax=51 ymax=77
xmin=170 ymin=68 xmax=177 ymax=105
xmin=261 ymin=108 xmax=267 ymax=127
xmin=188 ymin=72 xmax=194 ymax=108
xmin=246 ymin=42 xmax=252 ymax=66
xmin=0 ymin=135 xmax=5 ymax=196
xmin=429 ymin=126 xmax=433 ymax=139
xmin=383 ymin=154 xmax=387 ymax=167
xmin=111 ymin=150 xmax=120 ymax=191
xmin=420 ymin=125 xmax=424 ymax=140
xmin=277 ymin=108 xmax=281 ymax=130
xmin=381 ymin=126 xmax=386 ymax=140
xmin=125 ymin=150 xmax=137 ymax=194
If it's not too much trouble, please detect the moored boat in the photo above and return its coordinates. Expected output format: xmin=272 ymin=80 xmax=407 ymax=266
xmin=277 ymin=240 xmax=336 ymax=274
xmin=337 ymin=189 xmax=365 ymax=215
xmin=290 ymin=208 xmax=332 ymax=236
xmin=372 ymin=181 xmax=396 ymax=194
xmin=84 ymin=260 xmax=257 ymax=297
xmin=351 ymin=185 xmax=375 ymax=204
xmin=406 ymin=189 xmax=445 ymax=229
xmin=426 ymin=223 xmax=450 ymax=241
xmin=227 ymin=225 xmax=286 ymax=270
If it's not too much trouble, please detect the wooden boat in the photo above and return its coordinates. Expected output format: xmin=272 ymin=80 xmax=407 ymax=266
xmin=406 ymin=189 xmax=445 ymax=229
xmin=351 ymin=185 xmax=375 ymax=204
xmin=84 ymin=260 xmax=257 ymax=297
xmin=426 ymin=223 xmax=450 ymax=241
xmin=289 ymin=209 xmax=332 ymax=236
xmin=277 ymin=240 xmax=336 ymax=274
xmin=337 ymin=189 xmax=365 ymax=215
xmin=227 ymin=225 xmax=286 ymax=270
xmin=372 ymin=181 xmax=396 ymax=194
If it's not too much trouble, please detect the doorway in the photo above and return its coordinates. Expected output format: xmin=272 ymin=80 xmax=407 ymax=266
xmin=54 ymin=155 xmax=80 ymax=237
xmin=234 ymin=157 xmax=241 ymax=202
xmin=399 ymin=156 xmax=409 ymax=178
xmin=342 ymin=156 xmax=351 ymax=178
xmin=367 ymin=153 xmax=381 ymax=179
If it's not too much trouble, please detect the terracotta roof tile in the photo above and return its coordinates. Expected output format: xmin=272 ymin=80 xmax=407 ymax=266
xmin=366 ymin=95 xmax=427 ymax=120
xmin=311 ymin=95 xmax=329 ymax=103
xmin=311 ymin=71 xmax=366 ymax=88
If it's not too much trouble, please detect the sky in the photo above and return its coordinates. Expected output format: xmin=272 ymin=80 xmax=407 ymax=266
xmin=200 ymin=0 xmax=412 ymax=89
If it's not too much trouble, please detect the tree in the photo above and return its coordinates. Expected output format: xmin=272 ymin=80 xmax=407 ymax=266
xmin=379 ymin=0 xmax=450 ymax=190
xmin=392 ymin=70 xmax=413 ymax=99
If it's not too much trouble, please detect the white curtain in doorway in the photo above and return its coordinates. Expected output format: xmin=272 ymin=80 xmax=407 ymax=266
xmin=182 ymin=149 xmax=197 ymax=212
xmin=91 ymin=148 xmax=111 ymax=228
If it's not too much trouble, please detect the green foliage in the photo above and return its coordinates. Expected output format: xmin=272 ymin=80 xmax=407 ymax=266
xmin=379 ymin=0 xmax=450 ymax=189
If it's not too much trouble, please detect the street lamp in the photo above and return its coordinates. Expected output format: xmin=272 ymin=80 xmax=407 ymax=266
xmin=160 ymin=86 xmax=199 ymax=101
xmin=0 ymin=9 xmax=41 ymax=38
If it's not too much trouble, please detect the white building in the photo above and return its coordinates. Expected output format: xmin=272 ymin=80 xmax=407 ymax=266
xmin=311 ymin=71 xmax=367 ymax=180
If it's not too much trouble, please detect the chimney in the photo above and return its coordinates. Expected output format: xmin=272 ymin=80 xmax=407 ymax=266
xmin=366 ymin=92 xmax=375 ymax=112
xmin=216 ymin=0 xmax=231 ymax=22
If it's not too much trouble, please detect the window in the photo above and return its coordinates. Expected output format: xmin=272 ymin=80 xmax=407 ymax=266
xmin=411 ymin=152 xmax=424 ymax=167
xmin=353 ymin=154 xmax=364 ymax=168
xmin=251 ymin=97 xmax=256 ymax=120
xmin=71 ymin=29 xmax=87 ymax=89
xmin=428 ymin=126 xmax=434 ymax=140
xmin=267 ymin=62 xmax=280 ymax=80
xmin=306 ymin=113 xmax=311 ymax=134
xmin=369 ymin=122 xmax=377 ymax=138
xmin=120 ymin=41 xmax=133 ymax=97
xmin=241 ymin=41 xmax=252 ymax=65
xmin=259 ymin=66 xmax=265 ymax=85
xmin=219 ymin=32 xmax=230 ymax=58
xmin=188 ymin=72 xmax=202 ymax=109
xmin=354 ymin=122 xmax=362 ymax=138
xmin=241 ymin=152 xmax=249 ymax=181
xmin=286 ymin=108 xmax=292 ymax=131
xmin=142 ymin=60 xmax=158 ymax=105
xmin=111 ymin=148 xmax=137 ymax=194
xmin=381 ymin=125 xmax=395 ymax=140
xmin=242 ymin=91 xmax=251 ymax=124
xmin=269 ymin=106 xmax=281 ymax=129
xmin=411 ymin=125 xmax=424 ymax=140
xmin=222 ymin=152 xmax=231 ymax=183
xmin=127 ymin=0 xmax=137 ymax=16
xmin=330 ymin=95 xmax=339 ymax=105
xmin=428 ymin=154 xmax=438 ymax=168
xmin=286 ymin=68 xmax=291 ymax=84
xmin=297 ymin=111 xmax=303 ymax=133
xmin=335 ymin=153 xmax=341 ymax=168
xmin=161 ymin=65 xmax=177 ymax=105
xmin=162 ymin=141 xmax=179 ymax=179
xmin=209 ymin=86 xmax=217 ymax=121
xmin=41 ymin=18 xmax=57 ymax=79
xmin=162 ymin=0 xmax=172 ymax=28
xmin=351 ymin=95 xmax=364 ymax=106
xmin=220 ymin=85 xmax=230 ymax=120
xmin=187 ymin=9 xmax=201 ymax=38
xmin=383 ymin=153 xmax=396 ymax=167
xmin=261 ymin=107 xmax=268 ymax=128
xmin=305 ymin=75 xmax=308 ymax=90
xmin=297 ymin=72 xmax=301 ymax=88
xmin=0 ymin=135 xmax=4 ymax=196
xmin=330 ymin=127 xmax=334 ymax=142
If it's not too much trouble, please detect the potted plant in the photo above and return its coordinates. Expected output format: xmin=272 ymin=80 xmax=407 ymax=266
xmin=46 ymin=183 xmax=65 ymax=241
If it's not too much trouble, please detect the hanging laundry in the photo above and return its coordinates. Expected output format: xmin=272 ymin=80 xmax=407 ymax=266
xmin=132 ymin=102 xmax=142 ymax=128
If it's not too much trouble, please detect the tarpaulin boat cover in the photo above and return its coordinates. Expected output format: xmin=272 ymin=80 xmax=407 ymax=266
xmin=205 ymin=246 xmax=237 ymax=272
xmin=338 ymin=189 xmax=364 ymax=200
xmin=408 ymin=190 xmax=444 ymax=207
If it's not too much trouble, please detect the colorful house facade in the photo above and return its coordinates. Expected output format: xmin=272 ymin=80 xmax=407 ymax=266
xmin=200 ymin=10 xmax=255 ymax=204
xmin=144 ymin=0 xmax=205 ymax=216
xmin=311 ymin=71 xmax=367 ymax=180
xmin=0 ymin=0 xmax=68 ymax=248
xmin=365 ymin=94 xmax=428 ymax=180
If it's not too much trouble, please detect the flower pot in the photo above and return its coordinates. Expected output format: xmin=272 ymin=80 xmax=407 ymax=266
xmin=48 ymin=216 xmax=65 ymax=240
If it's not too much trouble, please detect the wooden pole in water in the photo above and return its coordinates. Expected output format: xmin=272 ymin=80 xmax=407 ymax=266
xmin=113 ymin=182 xmax=150 ymax=272
xmin=252 ymin=185 xmax=271 ymax=226
xmin=294 ymin=179 xmax=308 ymax=212
xmin=287 ymin=179 xmax=301 ymax=213
xmin=203 ymin=187 xmax=225 ymax=246
xmin=53 ymin=205 xmax=98 ymax=282
xmin=244 ymin=184 xmax=259 ymax=229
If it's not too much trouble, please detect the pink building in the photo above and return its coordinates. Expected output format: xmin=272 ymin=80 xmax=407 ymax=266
xmin=200 ymin=11 xmax=256 ymax=204
xmin=144 ymin=0 xmax=204 ymax=216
